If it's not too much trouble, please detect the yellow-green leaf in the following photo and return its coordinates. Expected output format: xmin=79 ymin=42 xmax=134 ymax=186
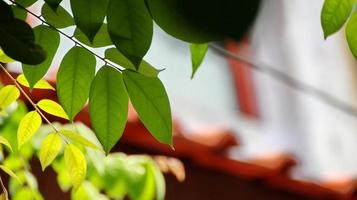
xmin=0 ymin=165 xmax=20 ymax=182
xmin=16 ymin=74 xmax=55 ymax=91
xmin=0 ymin=48 xmax=15 ymax=63
xmin=0 ymin=85 xmax=20 ymax=110
xmin=0 ymin=111 xmax=8 ymax=117
xmin=64 ymin=144 xmax=87 ymax=190
xmin=0 ymin=136 xmax=12 ymax=152
xmin=39 ymin=133 xmax=62 ymax=171
xmin=37 ymin=99 xmax=69 ymax=120
xmin=17 ymin=111 xmax=42 ymax=149
xmin=60 ymin=130 xmax=101 ymax=150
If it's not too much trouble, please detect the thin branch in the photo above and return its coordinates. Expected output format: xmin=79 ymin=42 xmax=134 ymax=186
xmin=8 ymin=0 xmax=123 ymax=73
xmin=0 ymin=176 xmax=8 ymax=200
xmin=0 ymin=64 xmax=69 ymax=144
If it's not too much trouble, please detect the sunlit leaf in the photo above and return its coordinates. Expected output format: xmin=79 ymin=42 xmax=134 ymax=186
xmin=0 ymin=165 xmax=20 ymax=182
xmin=42 ymin=4 xmax=74 ymax=29
xmin=74 ymin=24 xmax=112 ymax=48
xmin=105 ymin=48 xmax=161 ymax=77
xmin=22 ymin=25 xmax=60 ymax=89
xmin=57 ymin=47 xmax=96 ymax=121
xmin=44 ymin=0 xmax=62 ymax=11
xmin=64 ymin=144 xmax=87 ymax=190
xmin=321 ymin=0 xmax=355 ymax=38
xmin=0 ymin=85 xmax=20 ymax=110
xmin=17 ymin=111 xmax=42 ymax=148
xmin=0 ymin=111 xmax=8 ymax=117
xmin=39 ymin=133 xmax=62 ymax=171
xmin=0 ymin=48 xmax=15 ymax=63
xmin=89 ymin=66 xmax=128 ymax=154
xmin=37 ymin=99 xmax=69 ymax=120
xmin=71 ymin=0 xmax=108 ymax=42
xmin=123 ymin=70 xmax=172 ymax=146
xmin=17 ymin=74 xmax=55 ymax=91
xmin=107 ymin=0 xmax=153 ymax=67
xmin=0 ymin=136 xmax=12 ymax=152
xmin=347 ymin=10 xmax=357 ymax=59
xmin=190 ymin=43 xmax=208 ymax=78
xmin=60 ymin=130 xmax=101 ymax=150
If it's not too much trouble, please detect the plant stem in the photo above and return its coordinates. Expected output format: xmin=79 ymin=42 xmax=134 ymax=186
xmin=0 ymin=176 xmax=8 ymax=200
xmin=0 ymin=63 xmax=59 ymax=132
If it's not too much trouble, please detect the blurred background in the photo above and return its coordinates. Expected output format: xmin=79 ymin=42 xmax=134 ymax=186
xmin=5 ymin=0 xmax=357 ymax=199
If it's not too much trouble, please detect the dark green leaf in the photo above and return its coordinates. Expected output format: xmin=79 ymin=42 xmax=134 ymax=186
xmin=0 ymin=1 xmax=14 ymax=22
xmin=11 ymin=6 xmax=27 ymax=21
xmin=0 ymin=19 xmax=46 ymax=65
xmin=15 ymin=0 xmax=37 ymax=7
xmin=22 ymin=25 xmax=60 ymax=89
xmin=107 ymin=0 xmax=153 ymax=67
xmin=321 ymin=0 xmax=355 ymax=38
xmin=44 ymin=0 xmax=62 ymax=11
xmin=146 ymin=0 xmax=218 ymax=43
xmin=74 ymin=24 xmax=112 ymax=48
xmin=346 ymin=10 xmax=357 ymax=59
xmin=123 ymin=70 xmax=172 ymax=146
xmin=190 ymin=43 xmax=208 ymax=78
xmin=105 ymin=48 xmax=161 ymax=77
xmin=57 ymin=47 xmax=96 ymax=121
xmin=42 ymin=4 xmax=74 ymax=29
xmin=89 ymin=66 xmax=128 ymax=154
xmin=71 ymin=0 xmax=108 ymax=43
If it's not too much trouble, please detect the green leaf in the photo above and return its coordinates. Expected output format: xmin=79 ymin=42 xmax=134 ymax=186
xmin=39 ymin=132 xmax=62 ymax=170
xmin=60 ymin=130 xmax=101 ymax=150
xmin=150 ymin=162 xmax=165 ymax=200
xmin=74 ymin=24 xmax=112 ymax=48
xmin=37 ymin=99 xmax=69 ymax=120
xmin=22 ymin=25 xmax=60 ymax=89
xmin=107 ymin=0 xmax=153 ymax=67
xmin=57 ymin=47 xmax=96 ymax=121
xmin=321 ymin=0 xmax=356 ymax=39
xmin=17 ymin=111 xmax=42 ymax=149
xmin=347 ymin=9 xmax=357 ymax=59
xmin=44 ymin=0 xmax=62 ymax=11
xmin=89 ymin=66 xmax=128 ymax=154
xmin=70 ymin=0 xmax=108 ymax=43
xmin=0 ymin=136 xmax=13 ymax=152
xmin=64 ymin=144 xmax=87 ymax=190
xmin=0 ymin=48 xmax=15 ymax=63
xmin=42 ymin=4 xmax=74 ymax=29
xmin=123 ymin=70 xmax=172 ymax=146
xmin=105 ymin=48 xmax=161 ymax=77
xmin=0 ymin=18 xmax=47 ymax=65
xmin=146 ymin=0 xmax=219 ymax=43
xmin=11 ymin=5 xmax=27 ymax=21
xmin=0 ymin=165 xmax=20 ymax=182
xmin=15 ymin=0 xmax=37 ymax=7
xmin=0 ymin=85 xmax=20 ymax=110
xmin=17 ymin=74 xmax=55 ymax=91
xmin=190 ymin=43 xmax=208 ymax=78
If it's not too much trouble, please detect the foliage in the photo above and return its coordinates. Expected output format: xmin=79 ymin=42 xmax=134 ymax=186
xmin=0 ymin=0 xmax=260 ymax=199
xmin=321 ymin=0 xmax=357 ymax=58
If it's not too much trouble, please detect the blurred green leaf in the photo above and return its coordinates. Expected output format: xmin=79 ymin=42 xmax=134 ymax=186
xmin=44 ymin=0 xmax=62 ymax=11
xmin=321 ymin=0 xmax=355 ymax=38
xmin=190 ymin=43 xmax=208 ymax=78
